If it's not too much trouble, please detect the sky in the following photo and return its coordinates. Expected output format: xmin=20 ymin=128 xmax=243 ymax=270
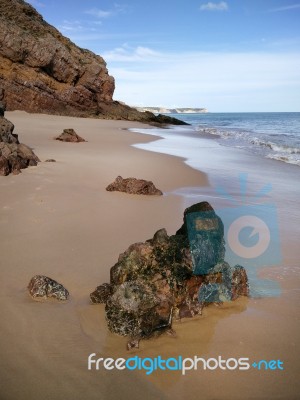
xmin=26 ymin=0 xmax=300 ymax=112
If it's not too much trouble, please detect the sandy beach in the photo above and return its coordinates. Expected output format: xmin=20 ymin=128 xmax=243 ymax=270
xmin=0 ymin=111 xmax=299 ymax=400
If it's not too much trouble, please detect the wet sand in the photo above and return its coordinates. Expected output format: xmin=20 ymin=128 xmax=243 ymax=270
xmin=0 ymin=111 xmax=299 ymax=400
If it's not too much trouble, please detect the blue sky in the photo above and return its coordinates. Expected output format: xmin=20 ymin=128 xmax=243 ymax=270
xmin=27 ymin=0 xmax=300 ymax=111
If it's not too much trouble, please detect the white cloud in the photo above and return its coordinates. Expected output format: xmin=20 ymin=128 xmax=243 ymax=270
xmin=59 ymin=20 xmax=84 ymax=33
xmin=269 ymin=3 xmax=300 ymax=12
xmin=84 ymin=4 xmax=127 ymax=19
xmin=85 ymin=8 xmax=112 ymax=18
xmin=103 ymin=45 xmax=160 ymax=62
xmin=105 ymin=49 xmax=300 ymax=111
xmin=200 ymin=1 xmax=228 ymax=11
xmin=59 ymin=5 xmax=124 ymax=37
xmin=113 ymin=3 xmax=128 ymax=14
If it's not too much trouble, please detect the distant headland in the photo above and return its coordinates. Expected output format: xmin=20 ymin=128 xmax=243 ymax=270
xmin=135 ymin=107 xmax=208 ymax=114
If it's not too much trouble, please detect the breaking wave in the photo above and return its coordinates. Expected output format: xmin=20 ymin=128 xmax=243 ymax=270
xmin=195 ymin=125 xmax=300 ymax=166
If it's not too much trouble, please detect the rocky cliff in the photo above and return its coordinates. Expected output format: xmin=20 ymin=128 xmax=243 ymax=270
xmin=0 ymin=0 xmax=186 ymax=124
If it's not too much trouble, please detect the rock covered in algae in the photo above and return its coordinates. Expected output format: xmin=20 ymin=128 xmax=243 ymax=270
xmin=90 ymin=202 xmax=249 ymax=347
xmin=28 ymin=275 xmax=69 ymax=301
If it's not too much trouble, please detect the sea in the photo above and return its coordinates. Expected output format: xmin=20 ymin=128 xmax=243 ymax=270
xmin=130 ymin=112 xmax=300 ymax=298
xmin=139 ymin=112 xmax=300 ymax=167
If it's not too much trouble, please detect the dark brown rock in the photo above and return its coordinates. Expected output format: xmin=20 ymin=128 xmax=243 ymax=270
xmin=153 ymin=113 xmax=191 ymax=126
xmin=55 ymin=128 xmax=86 ymax=143
xmin=45 ymin=159 xmax=56 ymax=162
xmin=0 ymin=111 xmax=40 ymax=175
xmin=0 ymin=155 xmax=10 ymax=175
xmin=0 ymin=116 xmax=18 ymax=143
xmin=106 ymin=175 xmax=163 ymax=196
xmin=231 ymin=265 xmax=249 ymax=300
xmin=0 ymin=142 xmax=39 ymax=175
xmin=0 ymin=100 xmax=5 ymax=117
xmin=90 ymin=283 xmax=112 ymax=304
xmin=91 ymin=203 xmax=249 ymax=348
xmin=0 ymin=0 xmax=188 ymax=126
xmin=28 ymin=275 xmax=69 ymax=301
xmin=0 ymin=89 xmax=6 ymax=115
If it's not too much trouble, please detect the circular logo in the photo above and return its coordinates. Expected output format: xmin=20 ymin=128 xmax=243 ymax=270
xmin=227 ymin=215 xmax=271 ymax=259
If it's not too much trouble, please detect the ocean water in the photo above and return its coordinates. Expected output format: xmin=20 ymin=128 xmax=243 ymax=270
xmin=130 ymin=112 xmax=300 ymax=298
xmin=170 ymin=112 xmax=300 ymax=166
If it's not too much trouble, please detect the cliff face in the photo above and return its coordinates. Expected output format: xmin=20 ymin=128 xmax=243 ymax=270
xmin=0 ymin=0 xmax=116 ymax=117
xmin=0 ymin=0 xmax=186 ymax=124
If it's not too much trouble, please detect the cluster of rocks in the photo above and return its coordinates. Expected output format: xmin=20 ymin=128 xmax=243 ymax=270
xmin=106 ymin=176 xmax=163 ymax=196
xmin=55 ymin=128 xmax=86 ymax=143
xmin=27 ymin=202 xmax=249 ymax=348
xmin=90 ymin=202 xmax=249 ymax=349
xmin=0 ymin=103 xmax=39 ymax=175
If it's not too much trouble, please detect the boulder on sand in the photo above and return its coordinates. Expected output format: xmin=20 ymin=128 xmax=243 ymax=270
xmin=90 ymin=201 xmax=249 ymax=349
xmin=55 ymin=128 xmax=86 ymax=143
xmin=106 ymin=175 xmax=163 ymax=196
xmin=0 ymin=105 xmax=40 ymax=176
xmin=28 ymin=275 xmax=69 ymax=301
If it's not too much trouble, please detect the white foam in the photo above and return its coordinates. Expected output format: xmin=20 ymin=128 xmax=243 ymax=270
xmin=266 ymin=153 xmax=300 ymax=166
xmin=195 ymin=125 xmax=300 ymax=166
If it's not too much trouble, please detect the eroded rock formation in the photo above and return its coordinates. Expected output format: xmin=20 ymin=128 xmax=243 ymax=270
xmin=28 ymin=275 xmax=69 ymax=301
xmin=106 ymin=176 xmax=163 ymax=196
xmin=0 ymin=0 xmax=187 ymax=125
xmin=0 ymin=103 xmax=18 ymax=144
xmin=0 ymin=104 xmax=39 ymax=175
xmin=0 ymin=0 xmax=113 ymax=117
xmin=90 ymin=202 xmax=249 ymax=348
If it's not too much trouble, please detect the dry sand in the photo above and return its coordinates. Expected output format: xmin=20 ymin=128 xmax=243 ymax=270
xmin=0 ymin=111 xmax=299 ymax=400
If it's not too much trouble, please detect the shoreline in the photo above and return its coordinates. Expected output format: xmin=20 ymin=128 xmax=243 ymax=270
xmin=132 ymin=123 xmax=300 ymax=292
xmin=1 ymin=111 xmax=299 ymax=400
